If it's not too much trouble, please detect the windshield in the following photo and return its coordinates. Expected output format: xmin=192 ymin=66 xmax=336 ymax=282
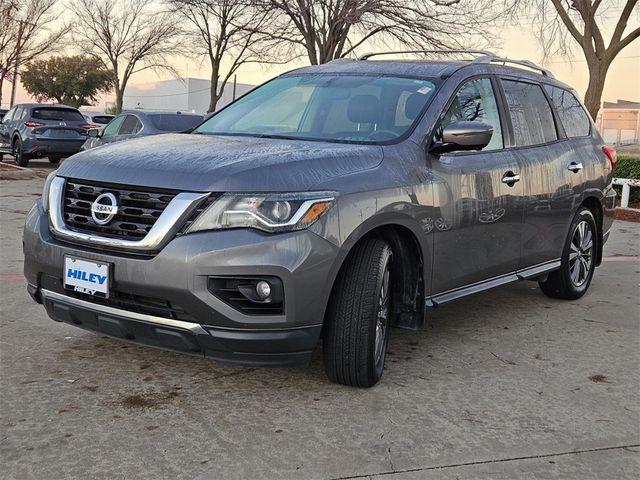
xmin=149 ymin=114 xmax=203 ymax=132
xmin=196 ymin=74 xmax=437 ymax=144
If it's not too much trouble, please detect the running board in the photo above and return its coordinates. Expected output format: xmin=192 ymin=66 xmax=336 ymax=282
xmin=426 ymin=260 xmax=561 ymax=307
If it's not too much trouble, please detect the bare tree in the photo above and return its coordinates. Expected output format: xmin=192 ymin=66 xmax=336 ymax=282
xmin=170 ymin=0 xmax=276 ymax=112
xmin=257 ymin=0 xmax=507 ymax=65
xmin=521 ymin=0 xmax=639 ymax=119
xmin=0 ymin=0 xmax=65 ymax=106
xmin=70 ymin=0 xmax=181 ymax=113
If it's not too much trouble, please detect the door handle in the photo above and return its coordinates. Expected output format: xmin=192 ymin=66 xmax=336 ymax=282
xmin=567 ymin=162 xmax=583 ymax=173
xmin=501 ymin=172 xmax=520 ymax=186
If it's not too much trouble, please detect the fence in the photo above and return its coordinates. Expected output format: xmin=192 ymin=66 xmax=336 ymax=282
xmin=613 ymin=177 xmax=640 ymax=208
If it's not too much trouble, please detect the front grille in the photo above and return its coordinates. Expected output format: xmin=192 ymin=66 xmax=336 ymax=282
xmin=66 ymin=289 xmax=198 ymax=323
xmin=63 ymin=180 xmax=177 ymax=239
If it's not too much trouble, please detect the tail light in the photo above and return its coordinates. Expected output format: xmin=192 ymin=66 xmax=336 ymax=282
xmin=24 ymin=121 xmax=45 ymax=128
xmin=80 ymin=124 xmax=97 ymax=130
xmin=602 ymin=146 xmax=617 ymax=172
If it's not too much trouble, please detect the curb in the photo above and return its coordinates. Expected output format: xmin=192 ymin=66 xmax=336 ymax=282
xmin=613 ymin=207 xmax=640 ymax=223
xmin=0 ymin=163 xmax=37 ymax=181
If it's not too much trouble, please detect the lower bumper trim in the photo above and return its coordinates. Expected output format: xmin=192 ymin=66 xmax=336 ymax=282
xmin=38 ymin=288 xmax=320 ymax=367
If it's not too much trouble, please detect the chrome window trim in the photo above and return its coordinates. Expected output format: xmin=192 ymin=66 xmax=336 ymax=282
xmin=41 ymin=289 xmax=208 ymax=335
xmin=48 ymin=176 xmax=208 ymax=251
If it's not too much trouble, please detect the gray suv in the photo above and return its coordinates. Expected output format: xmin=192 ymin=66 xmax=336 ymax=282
xmin=23 ymin=51 xmax=617 ymax=387
xmin=0 ymin=104 xmax=89 ymax=166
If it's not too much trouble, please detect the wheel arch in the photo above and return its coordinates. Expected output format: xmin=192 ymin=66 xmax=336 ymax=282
xmin=325 ymin=218 xmax=428 ymax=331
xmin=580 ymin=196 xmax=604 ymax=266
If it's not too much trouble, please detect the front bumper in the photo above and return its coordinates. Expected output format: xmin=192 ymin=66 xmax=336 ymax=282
xmin=24 ymin=200 xmax=340 ymax=366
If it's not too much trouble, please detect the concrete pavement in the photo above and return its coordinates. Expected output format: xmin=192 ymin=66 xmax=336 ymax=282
xmin=1 ymin=166 xmax=639 ymax=479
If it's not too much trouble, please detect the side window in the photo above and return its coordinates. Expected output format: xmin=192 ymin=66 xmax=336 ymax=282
xmin=502 ymin=80 xmax=558 ymax=146
xmin=3 ymin=107 xmax=16 ymax=122
xmin=119 ymin=115 xmax=141 ymax=135
xmin=102 ymin=115 xmax=126 ymax=137
xmin=442 ymin=78 xmax=504 ymax=151
xmin=544 ymin=86 xmax=590 ymax=137
xmin=19 ymin=107 xmax=29 ymax=120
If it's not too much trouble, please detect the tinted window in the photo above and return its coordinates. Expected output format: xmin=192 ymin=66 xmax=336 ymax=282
xmin=544 ymin=86 xmax=590 ymax=137
xmin=102 ymin=115 xmax=126 ymax=137
xmin=119 ymin=115 xmax=142 ymax=135
xmin=32 ymin=108 xmax=84 ymax=122
xmin=92 ymin=115 xmax=114 ymax=125
xmin=502 ymin=80 xmax=557 ymax=146
xmin=149 ymin=114 xmax=203 ymax=132
xmin=441 ymin=78 xmax=503 ymax=151
xmin=4 ymin=108 xmax=17 ymax=121
xmin=196 ymin=75 xmax=438 ymax=144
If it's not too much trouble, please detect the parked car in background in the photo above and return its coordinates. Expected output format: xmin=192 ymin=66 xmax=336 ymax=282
xmin=0 ymin=104 xmax=89 ymax=166
xmin=0 ymin=108 xmax=8 ymax=121
xmin=81 ymin=110 xmax=204 ymax=151
xmin=81 ymin=111 xmax=115 ymax=127
xmin=24 ymin=51 xmax=617 ymax=387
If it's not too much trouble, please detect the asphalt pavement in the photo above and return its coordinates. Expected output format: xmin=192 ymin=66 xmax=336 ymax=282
xmin=1 ymin=162 xmax=639 ymax=479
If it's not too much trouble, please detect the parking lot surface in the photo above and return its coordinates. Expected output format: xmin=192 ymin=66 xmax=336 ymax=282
xmin=1 ymin=161 xmax=639 ymax=479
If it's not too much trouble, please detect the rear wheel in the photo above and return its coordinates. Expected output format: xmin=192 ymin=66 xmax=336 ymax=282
xmin=323 ymin=238 xmax=393 ymax=388
xmin=539 ymin=207 xmax=598 ymax=300
xmin=48 ymin=156 xmax=61 ymax=164
xmin=13 ymin=138 xmax=29 ymax=167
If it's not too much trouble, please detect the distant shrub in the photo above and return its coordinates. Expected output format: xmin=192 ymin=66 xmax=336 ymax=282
xmin=614 ymin=155 xmax=640 ymax=207
xmin=615 ymin=155 xmax=640 ymax=180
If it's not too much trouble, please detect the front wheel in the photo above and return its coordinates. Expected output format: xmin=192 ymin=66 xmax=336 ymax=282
xmin=539 ymin=207 xmax=598 ymax=300
xmin=323 ymin=238 xmax=393 ymax=388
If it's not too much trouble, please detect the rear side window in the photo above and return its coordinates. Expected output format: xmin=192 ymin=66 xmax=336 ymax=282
xmin=502 ymin=80 xmax=558 ymax=146
xmin=148 ymin=114 xmax=202 ymax=132
xmin=32 ymin=108 xmax=84 ymax=122
xmin=544 ymin=86 xmax=590 ymax=137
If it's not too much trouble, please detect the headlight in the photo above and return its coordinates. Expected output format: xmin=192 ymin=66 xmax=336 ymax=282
xmin=42 ymin=170 xmax=58 ymax=212
xmin=186 ymin=192 xmax=336 ymax=233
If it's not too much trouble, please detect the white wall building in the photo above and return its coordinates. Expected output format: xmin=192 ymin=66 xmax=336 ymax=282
xmin=121 ymin=77 xmax=255 ymax=114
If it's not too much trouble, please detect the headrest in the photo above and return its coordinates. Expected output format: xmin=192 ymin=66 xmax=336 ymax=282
xmin=347 ymin=94 xmax=380 ymax=124
xmin=404 ymin=92 xmax=424 ymax=120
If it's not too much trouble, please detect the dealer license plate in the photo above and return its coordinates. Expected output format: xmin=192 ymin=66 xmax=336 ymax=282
xmin=63 ymin=256 xmax=110 ymax=298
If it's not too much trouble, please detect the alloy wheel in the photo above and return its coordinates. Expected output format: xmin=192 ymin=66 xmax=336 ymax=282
xmin=374 ymin=263 xmax=391 ymax=365
xmin=569 ymin=220 xmax=593 ymax=287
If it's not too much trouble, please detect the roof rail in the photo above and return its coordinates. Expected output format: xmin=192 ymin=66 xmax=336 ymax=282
xmin=472 ymin=55 xmax=555 ymax=78
xmin=358 ymin=50 xmax=495 ymax=61
xmin=357 ymin=49 xmax=555 ymax=78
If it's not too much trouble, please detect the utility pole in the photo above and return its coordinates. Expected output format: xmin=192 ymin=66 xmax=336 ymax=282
xmin=9 ymin=20 xmax=24 ymax=108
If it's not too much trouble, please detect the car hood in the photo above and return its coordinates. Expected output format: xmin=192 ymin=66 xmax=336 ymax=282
xmin=57 ymin=133 xmax=384 ymax=192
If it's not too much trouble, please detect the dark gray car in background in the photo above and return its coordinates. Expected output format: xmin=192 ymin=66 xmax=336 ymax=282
xmin=23 ymin=51 xmax=617 ymax=387
xmin=0 ymin=104 xmax=90 ymax=166
xmin=81 ymin=110 xmax=204 ymax=151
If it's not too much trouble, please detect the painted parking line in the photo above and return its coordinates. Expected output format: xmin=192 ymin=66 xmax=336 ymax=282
xmin=602 ymin=256 xmax=640 ymax=263
xmin=0 ymin=274 xmax=25 ymax=281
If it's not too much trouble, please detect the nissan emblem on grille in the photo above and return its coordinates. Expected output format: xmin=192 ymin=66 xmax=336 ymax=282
xmin=91 ymin=192 xmax=118 ymax=225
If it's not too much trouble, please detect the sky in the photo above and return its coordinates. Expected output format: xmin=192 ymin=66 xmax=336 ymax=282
xmin=3 ymin=6 xmax=639 ymax=109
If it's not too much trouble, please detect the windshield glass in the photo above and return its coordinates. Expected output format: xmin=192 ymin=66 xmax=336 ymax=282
xmin=196 ymin=75 xmax=437 ymax=143
xmin=149 ymin=114 xmax=203 ymax=132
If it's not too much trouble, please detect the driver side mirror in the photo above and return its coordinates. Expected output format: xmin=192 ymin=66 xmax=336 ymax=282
xmin=430 ymin=120 xmax=493 ymax=154
xmin=88 ymin=128 xmax=101 ymax=138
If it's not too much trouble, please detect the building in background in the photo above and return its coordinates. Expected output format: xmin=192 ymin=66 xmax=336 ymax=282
xmin=119 ymin=77 xmax=255 ymax=114
xmin=595 ymin=99 xmax=640 ymax=145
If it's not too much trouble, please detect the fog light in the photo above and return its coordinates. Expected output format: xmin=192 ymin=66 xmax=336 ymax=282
xmin=256 ymin=281 xmax=271 ymax=300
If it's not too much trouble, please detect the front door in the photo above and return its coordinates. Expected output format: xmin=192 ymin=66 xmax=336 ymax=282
xmin=429 ymin=77 xmax=525 ymax=296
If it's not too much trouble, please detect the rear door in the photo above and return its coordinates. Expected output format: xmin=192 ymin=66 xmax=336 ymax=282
xmin=498 ymin=79 xmax=580 ymax=268
xmin=430 ymin=76 xmax=526 ymax=296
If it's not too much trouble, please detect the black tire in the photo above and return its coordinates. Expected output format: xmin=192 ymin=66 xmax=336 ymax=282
xmin=323 ymin=238 xmax=393 ymax=388
xmin=539 ymin=207 xmax=598 ymax=300
xmin=13 ymin=138 xmax=29 ymax=167
xmin=48 ymin=156 xmax=61 ymax=164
